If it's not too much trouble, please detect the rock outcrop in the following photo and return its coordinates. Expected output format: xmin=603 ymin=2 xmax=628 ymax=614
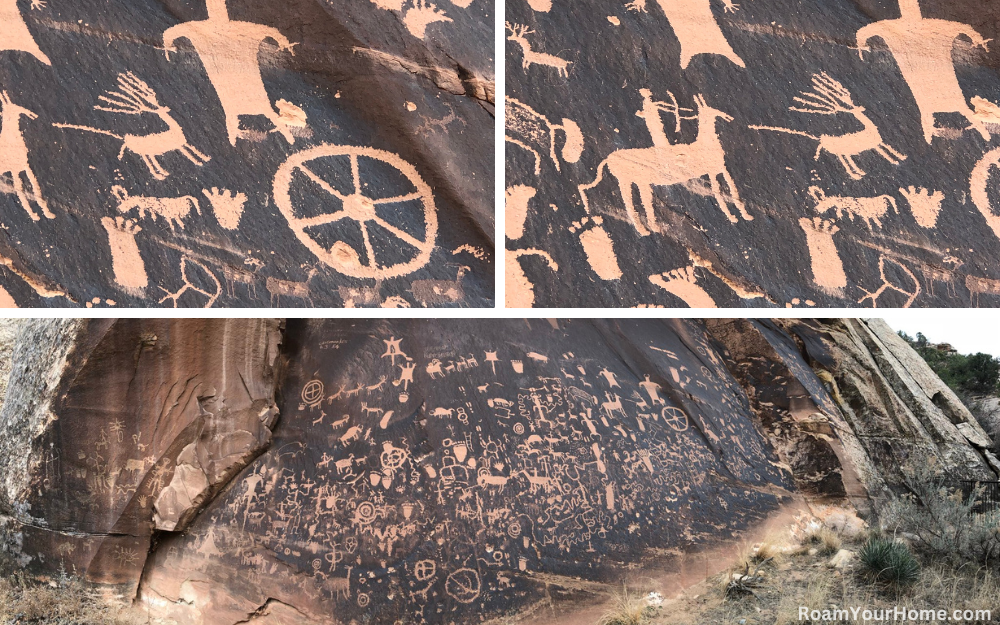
xmin=0 ymin=0 xmax=494 ymax=308
xmin=506 ymin=0 xmax=1000 ymax=308
xmin=0 ymin=318 xmax=995 ymax=623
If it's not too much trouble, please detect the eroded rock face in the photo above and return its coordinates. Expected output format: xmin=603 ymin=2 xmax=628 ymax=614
xmin=2 ymin=318 xmax=996 ymax=624
xmin=506 ymin=0 xmax=1000 ymax=308
xmin=0 ymin=0 xmax=493 ymax=308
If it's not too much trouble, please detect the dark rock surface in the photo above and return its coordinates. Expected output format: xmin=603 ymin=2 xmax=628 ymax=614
xmin=1 ymin=318 xmax=995 ymax=623
xmin=506 ymin=0 xmax=1000 ymax=308
xmin=0 ymin=0 xmax=494 ymax=308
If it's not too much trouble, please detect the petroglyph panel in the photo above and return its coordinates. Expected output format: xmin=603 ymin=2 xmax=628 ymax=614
xmin=506 ymin=0 xmax=1000 ymax=307
xmin=0 ymin=0 xmax=493 ymax=307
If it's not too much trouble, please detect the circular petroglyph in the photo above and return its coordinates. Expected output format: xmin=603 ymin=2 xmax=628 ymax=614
xmin=445 ymin=568 xmax=481 ymax=604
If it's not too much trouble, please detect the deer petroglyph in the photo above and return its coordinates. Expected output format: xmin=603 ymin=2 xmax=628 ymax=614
xmin=506 ymin=23 xmax=571 ymax=78
xmin=112 ymin=186 xmax=201 ymax=232
xmin=809 ymin=187 xmax=898 ymax=231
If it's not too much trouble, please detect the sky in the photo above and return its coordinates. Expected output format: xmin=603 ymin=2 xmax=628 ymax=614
xmin=878 ymin=313 xmax=1000 ymax=357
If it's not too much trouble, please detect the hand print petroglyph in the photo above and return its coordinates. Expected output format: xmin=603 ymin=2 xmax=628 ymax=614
xmin=649 ymin=266 xmax=717 ymax=308
xmin=112 ymin=186 xmax=201 ymax=233
xmin=798 ymin=217 xmax=846 ymax=295
xmin=626 ymin=0 xmax=744 ymax=69
xmin=579 ymin=91 xmax=750 ymax=236
xmin=750 ymin=73 xmax=905 ymax=181
xmin=273 ymin=144 xmax=437 ymax=280
xmin=0 ymin=92 xmax=52 ymax=221
xmin=163 ymin=0 xmax=297 ymax=145
xmin=505 ymin=97 xmax=583 ymax=176
xmin=202 ymin=188 xmax=248 ymax=230
xmin=506 ymin=23 xmax=572 ymax=78
xmin=899 ymin=187 xmax=944 ymax=229
xmin=857 ymin=0 xmax=990 ymax=143
xmin=507 ymin=248 xmax=557 ymax=308
xmin=54 ymin=73 xmax=210 ymax=181
xmin=0 ymin=0 xmax=50 ymax=65
xmin=809 ymin=187 xmax=898 ymax=231
xmin=102 ymin=216 xmax=148 ymax=293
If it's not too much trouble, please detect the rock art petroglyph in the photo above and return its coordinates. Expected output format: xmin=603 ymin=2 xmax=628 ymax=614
xmin=163 ymin=0 xmax=297 ymax=145
xmin=101 ymin=216 xmax=148 ymax=293
xmin=158 ymin=256 xmax=221 ymax=308
xmin=858 ymin=255 xmax=921 ymax=308
xmin=266 ymin=268 xmax=317 ymax=306
xmin=505 ymin=97 xmax=583 ymax=175
xmin=506 ymin=23 xmax=572 ymax=78
xmin=649 ymin=266 xmax=717 ymax=307
xmin=0 ymin=0 xmax=50 ymax=65
xmin=569 ymin=216 xmax=622 ymax=280
xmin=411 ymin=265 xmax=469 ymax=306
xmin=966 ymin=274 xmax=1000 ymax=306
xmin=626 ymin=0 xmax=744 ymax=69
xmin=0 ymin=92 xmax=51 ymax=221
xmin=507 ymin=248 xmax=557 ymax=307
xmin=579 ymin=92 xmax=751 ymax=235
xmin=506 ymin=185 xmax=535 ymax=240
xmin=203 ymin=188 xmax=247 ymax=230
xmin=798 ymin=217 xmax=846 ymax=295
xmin=54 ymin=73 xmax=210 ymax=181
xmin=750 ymin=73 xmax=905 ymax=181
xmin=970 ymin=146 xmax=1000 ymax=241
xmin=857 ymin=0 xmax=990 ymax=143
xmin=274 ymin=144 xmax=438 ymax=280
xmin=809 ymin=187 xmax=898 ymax=231
xmin=899 ymin=186 xmax=944 ymax=229
xmin=403 ymin=0 xmax=453 ymax=38
xmin=112 ymin=186 xmax=201 ymax=233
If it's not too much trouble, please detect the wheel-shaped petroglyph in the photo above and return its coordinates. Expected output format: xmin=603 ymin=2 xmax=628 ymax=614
xmin=301 ymin=379 xmax=324 ymax=406
xmin=274 ymin=144 xmax=438 ymax=279
xmin=445 ymin=568 xmax=481 ymax=603
xmin=413 ymin=559 xmax=436 ymax=582
xmin=662 ymin=406 xmax=689 ymax=432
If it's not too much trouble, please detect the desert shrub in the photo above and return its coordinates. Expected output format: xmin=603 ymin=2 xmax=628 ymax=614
xmin=803 ymin=525 xmax=842 ymax=555
xmin=882 ymin=461 xmax=1000 ymax=567
xmin=597 ymin=584 xmax=657 ymax=625
xmin=858 ymin=536 xmax=920 ymax=588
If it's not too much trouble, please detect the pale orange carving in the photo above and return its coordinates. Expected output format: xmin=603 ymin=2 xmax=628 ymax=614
xmin=899 ymin=186 xmax=944 ymax=229
xmin=970 ymin=146 xmax=1000 ymax=241
xmin=579 ymin=92 xmax=750 ymax=235
xmin=0 ymin=0 xmax=50 ymax=65
xmin=403 ymin=0 xmax=452 ymax=38
xmin=858 ymin=255 xmax=920 ymax=308
xmin=750 ymin=73 xmax=905 ymax=180
xmin=569 ymin=216 xmax=622 ymax=280
xmin=112 ymin=186 xmax=201 ymax=232
xmin=266 ymin=268 xmax=317 ymax=306
xmin=857 ymin=0 xmax=990 ymax=143
xmin=972 ymin=96 xmax=1000 ymax=133
xmin=411 ymin=265 xmax=469 ymax=306
xmin=798 ymin=217 xmax=846 ymax=295
xmin=966 ymin=274 xmax=1000 ymax=307
xmin=505 ymin=97 xmax=583 ymax=175
xmin=0 ymin=284 xmax=15 ymax=308
xmin=809 ymin=186 xmax=898 ymax=230
xmin=507 ymin=249 xmax=557 ymax=308
xmin=506 ymin=185 xmax=535 ymax=240
xmin=648 ymin=266 xmax=717 ymax=308
xmin=0 ymin=92 xmax=51 ymax=221
xmin=101 ymin=216 xmax=148 ymax=293
xmin=506 ymin=23 xmax=571 ymax=78
xmin=626 ymin=0 xmax=744 ymax=69
xmin=163 ymin=0 xmax=297 ymax=145
xmin=526 ymin=0 xmax=552 ymax=10
xmin=203 ymin=187 xmax=247 ymax=230
xmin=54 ymin=73 xmax=210 ymax=181
xmin=273 ymin=144 xmax=437 ymax=280
xmin=159 ymin=256 xmax=221 ymax=308
xmin=636 ymin=89 xmax=691 ymax=148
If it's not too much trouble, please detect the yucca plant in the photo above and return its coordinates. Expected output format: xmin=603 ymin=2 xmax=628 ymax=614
xmin=858 ymin=536 xmax=920 ymax=588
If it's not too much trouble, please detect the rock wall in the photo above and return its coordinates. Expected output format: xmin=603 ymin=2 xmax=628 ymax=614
xmin=1 ymin=318 xmax=995 ymax=623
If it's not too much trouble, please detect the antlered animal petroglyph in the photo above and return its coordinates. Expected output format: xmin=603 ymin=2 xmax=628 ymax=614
xmin=649 ymin=266 xmax=717 ymax=308
xmin=580 ymin=92 xmax=750 ymax=235
xmin=966 ymin=274 xmax=1000 ymax=306
xmin=626 ymin=0 xmax=744 ymax=69
xmin=266 ymin=268 xmax=318 ymax=306
xmin=0 ymin=0 xmax=50 ymax=65
xmin=506 ymin=23 xmax=571 ymax=78
xmin=507 ymin=248 xmax=557 ymax=308
xmin=273 ymin=144 xmax=438 ymax=280
xmin=0 ymin=92 xmax=52 ymax=221
xmin=505 ymin=97 xmax=583 ymax=175
xmin=899 ymin=186 xmax=944 ymax=229
xmin=112 ymin=186 xmax=201 ymax=232
xmin=750 ymin=73 xmax=905 ymax=180
xmin=163 ymin=0 xmax=297 ymax=145
xmin=857 ymin=0 xmax=990 ymax=143
xmin=798 ymin=217 xmax=846 ymax=295
xmin=809 ymin=187 xmax=898 ymax=230
xmin=403 ymin=0 xmax=453 ymax=38
xmin=54 ymin=73 xmax=210 ymax=181
xmin=101 ymin=216 xmax=148 ymax=293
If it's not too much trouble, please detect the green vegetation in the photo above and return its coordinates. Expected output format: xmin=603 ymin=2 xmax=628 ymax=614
xmin=898 ymin=331 xmax=1000 ymax=397
xmin=858 ymin=537 xmax=921 ymax=588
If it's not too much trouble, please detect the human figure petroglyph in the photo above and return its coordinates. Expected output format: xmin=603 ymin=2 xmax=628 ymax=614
xmin=899 ymin=186 xmax=945 ymax=229
xmin=507 ymin=248 xmax=557 ymax=308
xmin=580 ymin=92 xmax=750 ymax=235
xmin=970 ymin=146 xmax=1000 ymax=241
xmin=809 ymin=186 xmax=898 ymax=231
xmin=857 ymin=0 xmax=990 ymax=143
xmin=0 ymin=0 xmax=50 ymax=65
xmin=202 ymin=188 xmax=247 ymax=230
xmin=382 ymin=337 xmax=406 ymax=365
xmin=749 ymin=73 xmax=905 ymax=181
xmin=163 ymin=0 xmax=297 ymax=145
xmin=505 ymin=97 xmax=583 ymax=175
xmin=506 ymin=23 xmax=571 ymax=78
xmin=639 ymin=375 xmax=665 ymax=405
xmin=601 ymin=392 xmax=627 ymax=419
xmin=266 ymin=268 xmax=317 ymax=306
xmin=798 ymin=217 xmax=846 ymax=295
xmin=0 ymin=92 xmax=52 ymax=221
xmin=158 ymin=256 xmax=221 ymax=308
xmin=411 ymin=265 xmax=469 ymax=306
xmin=858 ymin=255 xmax=921 ymax=308
xmin=626 ymin=0 xmax=744 ymax=69
xmin=569 ymin=216 xmax=622 ymax=281
xmin=101 ymin=216 xmax=147 ymax=293
xmin=111 ymin=186 xmax=200 ymax=233
xmin=393 ymin=361 xmax=416 ymax=390
xmin=649 ymin=266 xmax=717 ymax=308
xmin=55 ymin=73 xmax=210 ymax=181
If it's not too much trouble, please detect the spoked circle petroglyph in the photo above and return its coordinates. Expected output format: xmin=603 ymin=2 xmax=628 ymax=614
xmin=661 ymin=406 xmax=689 ymax=432
xmin=274 ymin=144 xmax=438 ymax=279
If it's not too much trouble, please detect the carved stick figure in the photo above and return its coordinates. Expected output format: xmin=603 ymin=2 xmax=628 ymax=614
xmin=163 ymin=0 xmax=297 ymax=145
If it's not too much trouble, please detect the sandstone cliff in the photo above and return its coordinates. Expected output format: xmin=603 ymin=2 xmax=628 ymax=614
xmin=0 ymin=318 xmax=994 ymax=624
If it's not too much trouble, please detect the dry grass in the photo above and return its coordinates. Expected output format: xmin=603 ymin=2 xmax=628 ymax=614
xmin=598 ymin=584 xmax=657 ymax=625
xmin=804 ymin=526 xmax=843 ymax=556
xmin=0 ymin=575 xmax=139 ymax=625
